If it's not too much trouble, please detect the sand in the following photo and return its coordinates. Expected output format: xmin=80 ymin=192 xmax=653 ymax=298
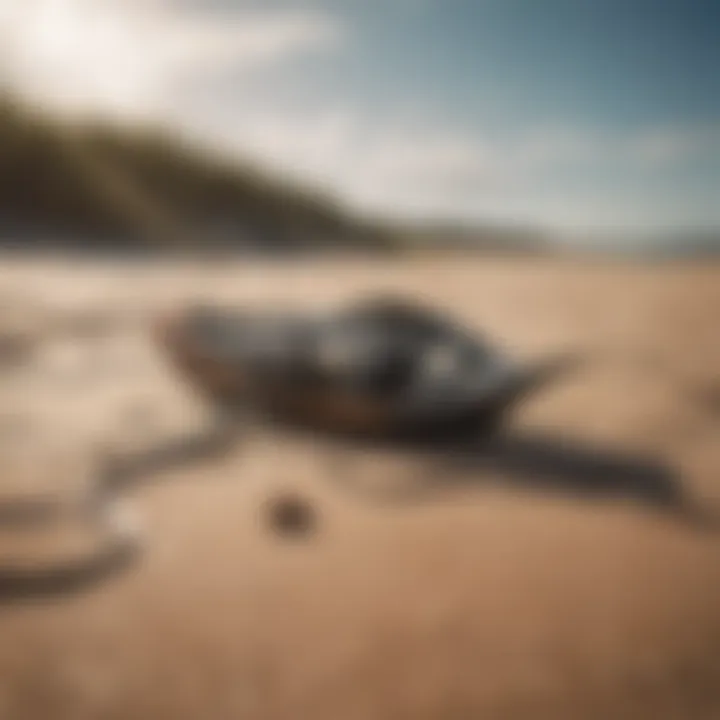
xmin=0 ymin=254 xmax=718 ymax=720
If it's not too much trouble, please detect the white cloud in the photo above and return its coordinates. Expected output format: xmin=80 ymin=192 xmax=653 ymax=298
xmin=628 ymin=125 xmax=720 ymax=166
xmin=190 ymin=104 xmax=719 ymax=229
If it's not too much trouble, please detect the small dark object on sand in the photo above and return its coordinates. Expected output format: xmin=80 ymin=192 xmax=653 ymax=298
xmin=265 ymin=493 xmax=317 ymax=538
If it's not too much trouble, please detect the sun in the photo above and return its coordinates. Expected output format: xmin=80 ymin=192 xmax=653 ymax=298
xmin=0 ymin=0 xmax=168 ymax=120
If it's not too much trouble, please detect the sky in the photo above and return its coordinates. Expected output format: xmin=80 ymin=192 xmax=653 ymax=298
xmin=0 ymin=0 xmax=718 ymax=236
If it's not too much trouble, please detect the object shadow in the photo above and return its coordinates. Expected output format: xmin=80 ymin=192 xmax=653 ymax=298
xmin=333 ymin=426 xmax=717 ymax=529
xmin=0 ymin=422 xmax=235 ymax=606
xmin=0 ymin=539 xmax=138 ymax=606
xmin=441 ymin=431 xmax=684 ymax=506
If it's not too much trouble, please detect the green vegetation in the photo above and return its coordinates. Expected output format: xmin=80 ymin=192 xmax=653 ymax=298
xmin=0 ymin=94 xmax=392 ymax=251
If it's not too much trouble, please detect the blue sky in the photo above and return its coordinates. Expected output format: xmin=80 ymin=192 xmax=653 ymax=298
xmin=238 ymin=0 xmax=720 ymax=128
xmin=1 ymin=0 xmax=718 ymax=235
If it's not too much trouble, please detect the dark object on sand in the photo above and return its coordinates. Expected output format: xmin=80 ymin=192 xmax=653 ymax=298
xmin=155 ymin=296 xmax=576 ymax=439
xmin=265 ymin=493 xmax=317 ymax=538
xmin=156 ymin=297 xmax=716 ymax=524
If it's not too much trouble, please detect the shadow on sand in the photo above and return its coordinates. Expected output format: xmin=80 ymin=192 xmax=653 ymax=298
xmin=1 ymin=421 xmax=716 ymax=605
xmin=329 ymin=426 xmax=719 ymax=530
xmin=0 ymin=540 xmax=139 ymax=606
xmin=0 ymin=423 xmax=236 ymax=606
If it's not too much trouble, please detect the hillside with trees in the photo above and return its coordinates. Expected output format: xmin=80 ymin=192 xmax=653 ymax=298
xmin=0 ymin=94 xmax=392 ymax=252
